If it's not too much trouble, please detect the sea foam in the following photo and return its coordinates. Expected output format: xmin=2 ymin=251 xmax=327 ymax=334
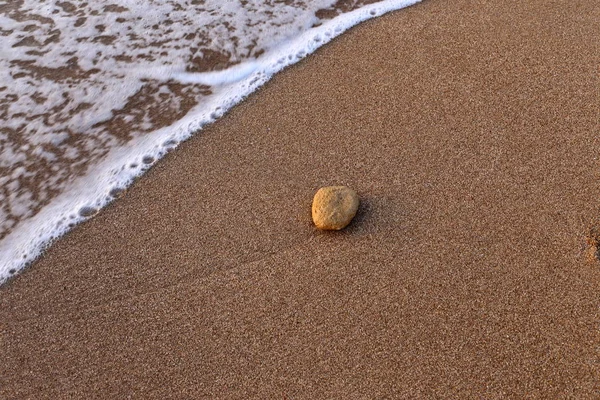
xmin=0 ymin=0 xmax=420 ymax=283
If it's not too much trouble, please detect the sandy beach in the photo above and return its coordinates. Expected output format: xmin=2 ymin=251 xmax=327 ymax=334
xmin=2 ymin=0 xmax=600 ymax=398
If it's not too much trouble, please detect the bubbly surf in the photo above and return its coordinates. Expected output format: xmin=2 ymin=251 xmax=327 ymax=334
xmin=0 ymin=0 xmax=420 ymax=283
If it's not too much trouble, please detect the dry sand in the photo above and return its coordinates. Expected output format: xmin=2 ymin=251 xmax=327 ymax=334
xmin=2 ymin=0 xmax=600 ymax=398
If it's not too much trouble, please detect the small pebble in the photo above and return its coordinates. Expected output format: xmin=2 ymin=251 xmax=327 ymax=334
xmin=312 ymin=186 xmax=359 ymax=230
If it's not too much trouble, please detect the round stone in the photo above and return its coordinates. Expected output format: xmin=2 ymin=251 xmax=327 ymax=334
xmin=312 ymin=186 xmax=360 ymax=230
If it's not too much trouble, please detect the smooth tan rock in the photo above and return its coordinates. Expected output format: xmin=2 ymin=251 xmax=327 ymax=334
xmin=312 ymin=186 xmax=359 ymax=230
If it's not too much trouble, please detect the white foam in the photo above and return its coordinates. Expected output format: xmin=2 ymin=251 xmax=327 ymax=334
xmin=0 ymin=0 xmax=421 ymax=282
xmin=171 ymin=62 xmax=261 ymax=86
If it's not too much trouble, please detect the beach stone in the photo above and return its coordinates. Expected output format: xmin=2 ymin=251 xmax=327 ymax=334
xmin=312 ymin=186 xmax=359 ymax=230
xmin=586 ymin=226 xmax=600 ymax=263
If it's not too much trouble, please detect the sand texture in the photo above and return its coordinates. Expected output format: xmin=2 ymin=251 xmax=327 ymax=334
xmin=2 ymin=0 xmax=600 ymax=398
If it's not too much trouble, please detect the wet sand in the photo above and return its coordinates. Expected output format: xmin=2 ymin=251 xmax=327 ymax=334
xmin=2 ymin=0 xmax=600 ymax=398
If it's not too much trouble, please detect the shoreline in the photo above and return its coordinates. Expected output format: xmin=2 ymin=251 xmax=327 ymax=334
xmin=0 ymin=0 xmax=421 ymax=281
xmin=3 ymin=0 xmax=600 ymax=397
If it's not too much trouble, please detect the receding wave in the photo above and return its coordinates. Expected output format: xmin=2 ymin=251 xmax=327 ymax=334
xmin=0 ymin=0 xmax=420 ymax=282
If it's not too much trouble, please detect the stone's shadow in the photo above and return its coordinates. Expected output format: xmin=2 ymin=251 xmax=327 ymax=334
xmin=347 ymin=196 xmax=375 ymax=231
xmin=312 ymin=194 xmax=410 ymax=238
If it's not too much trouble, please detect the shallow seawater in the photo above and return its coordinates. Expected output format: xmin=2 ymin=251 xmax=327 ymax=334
xmin=0 ymin=0 xmax=419 ymax=282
